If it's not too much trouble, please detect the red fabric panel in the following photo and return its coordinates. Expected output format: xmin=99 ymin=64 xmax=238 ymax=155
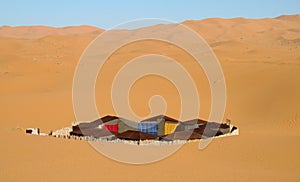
xmin=103 ymin=124 xmax=118 ymax=133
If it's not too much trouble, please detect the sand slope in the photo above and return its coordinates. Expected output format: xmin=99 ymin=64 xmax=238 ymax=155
xmin=0 ymin=15 xmax=300 ymax=181
xmin=0 ymin=25 xmax=102 ymax=39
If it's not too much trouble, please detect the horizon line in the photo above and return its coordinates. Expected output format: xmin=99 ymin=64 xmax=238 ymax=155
xmin=0 ymin=13 xmax=299 ymax=30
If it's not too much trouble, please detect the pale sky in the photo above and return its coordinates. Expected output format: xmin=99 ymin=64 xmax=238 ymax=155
xmin=1 ymin=0 xmax=299 ymax=29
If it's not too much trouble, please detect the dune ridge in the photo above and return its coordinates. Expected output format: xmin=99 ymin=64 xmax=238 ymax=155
xmin=0 ymin=25 xmax=103 ymax=39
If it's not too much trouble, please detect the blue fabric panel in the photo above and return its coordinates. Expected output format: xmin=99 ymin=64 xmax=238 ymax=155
xmin=138 ymin=122 xmax=158 ymax=136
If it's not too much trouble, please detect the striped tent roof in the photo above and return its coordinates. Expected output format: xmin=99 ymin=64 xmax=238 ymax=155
xmin=193 ymin=127 xmax=223 ymax=137
xmin=76 ymin=115 xmax=119 ymax=129
xmin=141 ymin=115 xmax=179 ymax=123
xmin=183 ymin=118 xmax=208 ymax=125
xmin=70 ymin=127 xmax=117 ymax=138
xmin=163 ymin=131 xmax=202 ymax=140
xmin=116 ymin=130 xmax=157 ymax=140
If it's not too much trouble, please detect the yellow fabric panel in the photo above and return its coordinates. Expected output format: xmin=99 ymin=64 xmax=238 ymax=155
xmin=164 ymin=122 xmax=178 ymax=135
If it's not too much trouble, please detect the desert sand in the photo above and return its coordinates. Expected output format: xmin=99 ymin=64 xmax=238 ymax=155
xmin=0 ymin=15 xmax=300 ymax=181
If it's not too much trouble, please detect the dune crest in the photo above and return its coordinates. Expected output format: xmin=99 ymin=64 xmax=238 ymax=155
xmin=0 ymin=25 xmax=103 ymax=39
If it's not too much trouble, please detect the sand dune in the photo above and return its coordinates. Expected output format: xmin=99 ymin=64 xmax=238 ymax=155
xmin=0 ymin=25 xmax=103 ymax=39
xmin=0 ymin=15 xmax=300 ymax=181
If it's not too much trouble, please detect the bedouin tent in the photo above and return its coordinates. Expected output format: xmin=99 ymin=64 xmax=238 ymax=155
xmin=116 ymin=130 xmax=157 ymax=141
xmin=163 ymin=130 xmax=202 ymax=140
